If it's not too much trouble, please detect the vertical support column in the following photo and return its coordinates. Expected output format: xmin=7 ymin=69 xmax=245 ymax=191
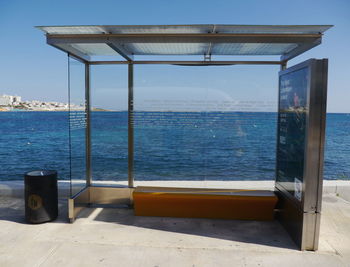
xmin=67 ymin=54 xmax=73 ymax=197
xmin=128 ymin=63 xmax=134 ymax=188
xmin=281 ymin=61 xmax=287 ymax=71
xmin=85 ymin=63 xmax=92 ymax=186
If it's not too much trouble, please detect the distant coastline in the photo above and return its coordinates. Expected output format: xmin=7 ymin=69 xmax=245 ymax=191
xmin=0 ymin=109 xmax=349 ymax=114
xmin=0 ymin=93 xmax=85 ymax=112
xmin=0 ymin=108 xmax=111 ymax=112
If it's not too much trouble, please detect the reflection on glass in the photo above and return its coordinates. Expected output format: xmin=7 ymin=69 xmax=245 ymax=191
xmin=276 ymin=67 xmax=308 ymax=200
xmin=133 ymin=65 xmax=278 ymax=187
xmin=68 ymin=57 xmax=87 ymax=196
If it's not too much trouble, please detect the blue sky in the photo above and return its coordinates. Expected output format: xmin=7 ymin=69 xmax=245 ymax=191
xmin=0 ymin=0 xmax=349 ymax=112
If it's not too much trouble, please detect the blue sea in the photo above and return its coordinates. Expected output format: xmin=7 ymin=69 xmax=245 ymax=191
xmin=0 ymin=111 xmax=349 ymax=181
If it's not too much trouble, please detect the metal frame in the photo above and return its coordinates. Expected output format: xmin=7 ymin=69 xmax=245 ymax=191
xmin=57 ymin=26 xmax=329 ymax=251
xmin=68 ymin=186 xmax=133 ymax=222
xmin=275 ymin=59 xmax=328 ymax=250
xmin=67 ymin=57 xmax=328 ymax=252
xmin=85 ymin=63 xmax=92 ymax=186
xmin=128 ymin=63 xmax=134 ymax=188
xmin=107 ymin=43 xmax=134 ymax=61
xmin=50 ymin=42 xmax=91 ymax=62
xmin=47 ymin=32 xmax=322 ymax=44
xmin=88 ymin=60 xmax=283 ymax=66
xmin=67 ymin=58 xmax=285 ymax=223
xmin=46 ymin=31 xmax=325 ymax=65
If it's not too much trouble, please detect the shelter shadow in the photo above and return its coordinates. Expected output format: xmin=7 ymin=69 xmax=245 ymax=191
xmin=91 ymin=205 xmax=297 ymax=250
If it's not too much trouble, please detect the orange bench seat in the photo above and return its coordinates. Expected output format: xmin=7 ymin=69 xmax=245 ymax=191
xmin=133 ymin=186 xmax=278 ymax=221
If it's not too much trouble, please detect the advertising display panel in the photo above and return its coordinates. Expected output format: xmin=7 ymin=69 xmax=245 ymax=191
xmin=276 ymin=66 xmax=308 ymax=201
xmin=275 ymin=59 xmax=328 ymax=250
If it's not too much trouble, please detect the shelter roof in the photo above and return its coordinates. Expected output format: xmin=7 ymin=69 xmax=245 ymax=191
xmin=37 ymin=24 xmax=332 ymax=62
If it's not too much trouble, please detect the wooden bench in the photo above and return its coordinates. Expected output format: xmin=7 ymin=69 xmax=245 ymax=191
xmin=133 ymin=186 xmax=278 ymax=221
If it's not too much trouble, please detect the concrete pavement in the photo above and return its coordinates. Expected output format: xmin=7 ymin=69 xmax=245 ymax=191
xmin=0 ymin=181 xmax=350 ymax=267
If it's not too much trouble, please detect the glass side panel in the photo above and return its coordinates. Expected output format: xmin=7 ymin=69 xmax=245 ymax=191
xmin=133 ymin=65 xmax=278 ymax=188
xmin=68 ymin=56 xmax=87 ymax=196
xmin=90 ymin=65 xmax=128 ymax=185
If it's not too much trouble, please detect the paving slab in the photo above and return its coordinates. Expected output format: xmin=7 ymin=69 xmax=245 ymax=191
xmin=1 ymin=189 xmax=350 ymax=267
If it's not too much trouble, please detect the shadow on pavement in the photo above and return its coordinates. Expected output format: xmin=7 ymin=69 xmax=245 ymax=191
xmin=90 ymin=205 xmax=297 ymax=250
xmin=0 ymin=197 xmax=298 ymax=250
xmin=0 ymin=197 xmax=69 ymax=224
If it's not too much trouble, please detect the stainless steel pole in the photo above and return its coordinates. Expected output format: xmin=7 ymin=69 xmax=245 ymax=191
xmin=85 ymin=63 xmax=92 ymax=186
xmin=128 ymin=63 xmax=134 ymax=188
xmin=281 ymin=61 xmax=287 ymax=70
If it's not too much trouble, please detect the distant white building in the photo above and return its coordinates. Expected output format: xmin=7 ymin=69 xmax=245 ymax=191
xmin=0 ymin=93 xmax=71 ymax=110
xmin=0 ymin=94 xmax=22 ymax=106
xmin=13 ymin=96 xmax=21 ymax=103
xmin=0 ymin=95 xmax=14 ymax=106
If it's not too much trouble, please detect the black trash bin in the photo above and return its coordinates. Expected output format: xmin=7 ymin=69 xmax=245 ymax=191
xmin=24 ymin=170 xmax=58 ymax=223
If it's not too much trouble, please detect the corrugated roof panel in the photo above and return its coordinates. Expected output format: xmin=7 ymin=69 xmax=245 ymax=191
xmin=37 ymin=25 xmax=332 ymax=58
xmin=39 ymin=26 xmax=107 ymax=35
xmin=124 ymin=43 xmax=207 ymax=55
xmin=214 ymin=25 xmax=332 ymax=34
xmin=212 ymin=43 xmax=298 ymax=55
xmin=104 ymin=25 xmax=212 ymax=34
xmin=38 ymin=25 xmax=213 ymax=35
xmin=70 ymin=43 xmax=117 ymax=56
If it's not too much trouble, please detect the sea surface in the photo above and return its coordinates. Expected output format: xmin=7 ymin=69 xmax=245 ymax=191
xmin=0 ymin=111 xmax=349 ymax=181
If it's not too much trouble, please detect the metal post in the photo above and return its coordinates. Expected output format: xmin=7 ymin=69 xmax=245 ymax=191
xmin=128 ymin=63 xmax=134 ymax=188
xmin=281 ymin=61 xmax=287 ymax=71
xmin=85 ymin=63 xmax=92 ymax=186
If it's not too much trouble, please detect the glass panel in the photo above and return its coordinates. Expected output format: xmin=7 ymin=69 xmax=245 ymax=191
xmin=90 ymin=65 xmax=128 ymax=185
xmin=68 ymin=56 xmax=87 ymax=196
xmin=212 ymin=43 xmax=298 ymax=55
xmin=125 ymin=43 xmax=207 ymax=55
xmin=134 ymin=65 xmax=278 ymax=188
xmin=70 ymin=44 xmax=118 ymax=56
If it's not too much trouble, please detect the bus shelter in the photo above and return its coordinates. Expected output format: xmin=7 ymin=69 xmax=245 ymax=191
xmin=38 ymin=24 xmax=332 ymax=250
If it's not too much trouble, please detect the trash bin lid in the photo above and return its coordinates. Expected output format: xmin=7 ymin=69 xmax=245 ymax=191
xmin=25 ymin=170 xmax=57 ymax=177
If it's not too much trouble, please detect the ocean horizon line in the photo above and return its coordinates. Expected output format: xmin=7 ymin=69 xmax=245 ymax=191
xmin=2 ymin=110 xmax=349 ymax=114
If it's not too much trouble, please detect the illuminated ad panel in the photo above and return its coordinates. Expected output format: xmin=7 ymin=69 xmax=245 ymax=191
xmin=276 ymin=66 xmax=309 ymax=201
